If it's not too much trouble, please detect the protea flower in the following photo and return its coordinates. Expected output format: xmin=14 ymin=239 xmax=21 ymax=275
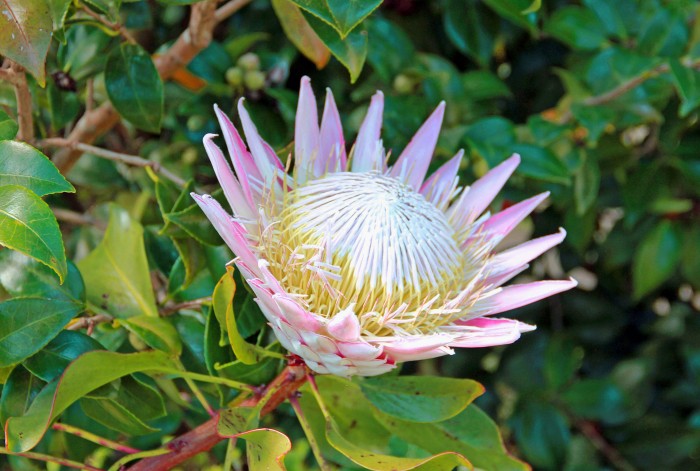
xmin=192 ymin=77 xmax=576 ymax=377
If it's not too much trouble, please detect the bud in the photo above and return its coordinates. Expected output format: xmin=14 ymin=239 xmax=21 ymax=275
xmin=225 ymin=67 xmax=244 ymax=86
xmin=393 ymin=74 xmax=415 ymax=94
xmin=244 ymin=70 xmax=266 ymax=91
xmin=237 ymin=52 xmax=261 ymax=71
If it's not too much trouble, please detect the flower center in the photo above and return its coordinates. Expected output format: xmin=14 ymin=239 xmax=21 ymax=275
xmin=260 ymin=172 xmax=468 ymax=330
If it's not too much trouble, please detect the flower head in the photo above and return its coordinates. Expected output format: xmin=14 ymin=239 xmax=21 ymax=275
xmin=193 ymin=77 xmax=576 ymax=376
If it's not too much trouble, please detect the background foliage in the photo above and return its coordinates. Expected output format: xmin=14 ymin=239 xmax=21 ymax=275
xmin=1 ymin=0 xmax=700 ymax=469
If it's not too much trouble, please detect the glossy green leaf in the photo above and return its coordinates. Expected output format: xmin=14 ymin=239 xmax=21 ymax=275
xmin=510 ymin=401 xmax=570 ymax=470
xmin=544 ymin=336 xmax=583 ymax=390
xmin=0 ymin=141 xmax=74 ymax=196
xmin=0 ymin=185 xmax=67 ymax=282
xmin=272 ymin=0 xmax=330 ymax=69
xmin=306 ymin=377 xmax=473 ymax=470
xmin=77 ymin=205 xmax=158 ymax=318
xmin=574 ymin=152 xmax=600 ymax=215
xmin=47 ymin=0 xmax=71 ymax=31
xmin=121 ymin=316 xmax=182 ymax=356
xmin=105 ymin=43 xmax=164 ymax=133
xmin=219 ymin=407 xmax=292 ymax=470
xmin=290 ymin=0 xmax=381 ymax=38
xmin=359 ymin=376 xmax=483 ymax=423
xmin=0 ymin=366 xmax=45 ymax=425
xmin=4 ymin=350 xmax=178 ymax=452
xmin=23 ymin=331 xmax=103 ymax=382
xmin=81 ymin=375 xmax=165 ymax=435
xmin=481 ymin=0 xmax=537 ymax=33
xmin=511 ymin=144 xmax=571 ymax=185
xmin=544 ymin=6 xmax=608 ymax=50
xmin=670 ymin=60 xmax=700 ymax=117
xmin=563 ymin=379 xmax=636 ymax=425
xmin=304 ymin=12 xmax=367 ymax=83
xmin=213 ymin=267 xmax=261 ymax=364
xmin=0 ymin=251 xmax=84 ymax=302
xmin=375 ymin=405 xmax=529 ymax=471
xmin=0 ymin=110 xmax=18 ymax=140
xmin=0 ymin=0 xmax=52 ymax=85
xmin=632 ymin=220 xmax=682 ymax=299
xmin=444 ymin=0 xmax=498 ymax=68
xmin=0 ymin=297 xmax=82 ymax=368
xmin=636 ymin=8 xmax=687 ymax=58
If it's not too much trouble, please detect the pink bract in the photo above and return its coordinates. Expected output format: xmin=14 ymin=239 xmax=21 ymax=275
xmin=192 ymin=77 xmax=576 ymax=377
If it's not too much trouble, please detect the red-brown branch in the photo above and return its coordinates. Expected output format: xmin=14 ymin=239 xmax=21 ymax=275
xmin=52 ymin=0 xmax=254 ymax=173
xmin=127 ymin=363 xmax=308 ymax=471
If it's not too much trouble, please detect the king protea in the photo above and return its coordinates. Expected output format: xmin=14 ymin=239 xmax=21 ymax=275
xmin=192 ymin=77 xmax=576 ymax=377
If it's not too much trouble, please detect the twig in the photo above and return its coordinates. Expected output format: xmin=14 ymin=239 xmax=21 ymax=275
xmin=53 ymin=0 xmax=248 ymax=174
xmin=0 ymin=447 xmax=103 ymax=471
xmin=127 ymin=361 xmax=308 ymax=471
xmin=42 ymin=138 xmax=187 ymax=187
xmin=160 ymin=298 xmax=211 ymax=316
xmin=52 ymin=423 xmax=142 ymax=455
xmin=6 ymin=62 xmax=34 ymax=142
xmin=582 ymin=58 xmax=700 ymax=107
xmin=215 ymin=0 xmax=254 ymax=22
xmin=575 ymin=419 xmax=638 ymax=471
xmin=79 ymin=3 xmax=138 ymax=44
xmin=67 ymin=313 xmax=114 ymax=332
xmin=53 ymin=208 xmax=98 ymax=227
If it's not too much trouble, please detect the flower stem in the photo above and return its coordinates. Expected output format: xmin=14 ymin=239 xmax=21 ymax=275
xmin=289 ymin=394 xmax=333 ymax=471
xmin=0 ymin=446 xmax=103 ymax=471
xmin=127 ymin=361 xmax=308 ymax=470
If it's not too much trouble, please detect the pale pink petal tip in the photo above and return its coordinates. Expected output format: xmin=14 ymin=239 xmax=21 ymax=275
xmin=294 ymin=76 xmax=319 ymax=182
xmin=351 ymin=91 xmax=384 ymax=172
xmin=478 ymin=278 xmax=578 ymax=316
xmin=389 ymin=101 xmax=446 ymax=189
xmin=450 ymin=318 xmax=536 ymax=348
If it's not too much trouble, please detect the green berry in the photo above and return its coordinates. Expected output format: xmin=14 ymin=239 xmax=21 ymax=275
xmin=393 ymin=74 xmax=415 ymax=94
xmin=225 ymin=67 xmax=243 ymax=86
xmin=237 ymin=52 xmax=261 ymax=71
xmin=244 ymin=70 xmax=266 ymax=91
xmin=186 ymin=115 xmax=205 ymax=131
xmin=182 ymin=147 xmax=198 ymax=165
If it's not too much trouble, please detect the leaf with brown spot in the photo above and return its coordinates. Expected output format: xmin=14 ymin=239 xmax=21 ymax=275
xmin=0 ymin=0 xmax=52 ymax=85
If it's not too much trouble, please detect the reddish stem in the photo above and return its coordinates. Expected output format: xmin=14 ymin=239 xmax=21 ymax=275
xmin=127 ymin=363 xmax=308 ymax=471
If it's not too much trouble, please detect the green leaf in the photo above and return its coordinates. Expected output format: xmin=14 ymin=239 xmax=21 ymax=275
xmin=219 ymin=407 xmax=292 ymax=470
xmin=78 ymin=205 xmax=158 ymax=318
xmin=23 ymin=331 xmax=103 ymax=382
xmin=0 ymin=366 xmax=45 ymax=425
xmin=462 ymin=71 xmax=511 ymax=101
xmin=544 ymin=336 xmax=583 ymax=390
xmin=544 ymin=6 xmax=608 ymax=50
xmin=0 ymin=251 xmax=84 ymax=302
xmin=0 ymin=141 xmax=74 ymax=196
xmin=375 ymin=405 xmax=530 ymax=471
xmin=511 ymin=144 xmax=571 ymax=185
xmin=80 ymin=375 xmax=165 ymax=435
xmin=272 ymin=0 xmax=330 ymax=69
xmin=4 ymin=350 xmax=178 ymax=452
xmin=444 ymin=0 xmax=498 ymax=68
xmin=0 ymin=0 xmax=52 ymax=85
xmin=632 ymin=220 xmax=682 ymax=299
xmin=562 ymin=379 xmax=635 ymax=425
xmin=213 ymin=267 xmax=262 ymax=364
xmin=359 ymin=376 xmax=483 ymax=423
xmin=0 ymin=185 xmax=67 ymax=282
xmin=510 ymin=401 xmax=570 ymax=470
xmin=481 ymin=0 xmax=538 ymax=33
xmin=47 ymin=0 xmax=72 ymax=31
xmin=290 ymin=0 xmax=382 ymax=38
xmin=670 ymin=59 xmax=700 ymax=117
xmin=636 ymin=8 xmax=688 ymax=58
xmin=0 ymin=110 xmax=18 ymax=140
xmin=105 ymin=43 xmax=164 ymax=133
xmin=365 ymin=18 xmax=414 ymax=83
xmin=574 ymin=152 xmax=600 ymax=215
xmin=0 ymin=297 xmax=82 ymax=368
xmin=121 ymin=316 xmax=182 ymax=356
xmin=303 ymin=12 xmax=367 ymax=83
